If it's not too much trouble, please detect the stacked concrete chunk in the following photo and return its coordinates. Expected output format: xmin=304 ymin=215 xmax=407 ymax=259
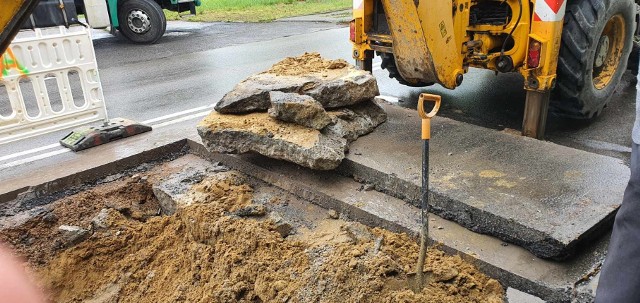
xmin=198 ymin=52 xmax=386 ymax=170
xmin=268 ymin=91 xmax=332 ymax=130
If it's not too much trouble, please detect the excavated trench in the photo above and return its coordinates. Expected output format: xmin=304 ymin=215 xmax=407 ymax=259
xmin=0 ymin=154 xmax=504 ymax=303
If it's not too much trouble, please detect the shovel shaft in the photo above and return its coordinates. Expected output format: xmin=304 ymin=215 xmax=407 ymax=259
xmin=422 ymin=137 xmax=430 ymax=223
xmin=416 ymin=138 xmax=430 ymax=287
xmin=415 ymin=93 xmax=440 ymax=291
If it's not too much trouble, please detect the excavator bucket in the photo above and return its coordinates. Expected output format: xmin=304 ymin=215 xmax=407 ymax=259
xmin=0 ymin=0 xmax=40 ymax=54
xmin=354 ymin=0 xmax=466 ymax=89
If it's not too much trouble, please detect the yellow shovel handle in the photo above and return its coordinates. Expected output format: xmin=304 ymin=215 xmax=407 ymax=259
xmin=417 ymin=93 xmax=441 ymax=140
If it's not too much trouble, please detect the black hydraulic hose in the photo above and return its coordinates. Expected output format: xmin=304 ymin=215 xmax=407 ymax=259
xmin=501 ymin=0 xmax=523 ymax=57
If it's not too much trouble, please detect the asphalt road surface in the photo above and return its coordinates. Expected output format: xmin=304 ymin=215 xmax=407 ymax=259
xmin=0 ymin=20 xmax=637 ymax=168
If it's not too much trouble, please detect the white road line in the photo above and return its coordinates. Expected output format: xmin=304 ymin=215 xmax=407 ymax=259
xmin=0 ymin=109 xmax=213 ymax=169
xmin=0 ymin=105 xmax=216 ymax=164
xmin=0 ymin=149 xmax=69 ymax=169
xmin=152 ymin=110 xmax=211 ymax=128
xmin=0 ymin=143 xmax=61 ymax=162
xmin=143 ymin=104 xmax=214 ymax=125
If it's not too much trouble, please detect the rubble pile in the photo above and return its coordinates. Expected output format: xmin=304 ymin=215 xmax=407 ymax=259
xmin=0 ymin=163 xmax=504 ymax=302
xmin=198 ymin=52 xmax=386 ymax=170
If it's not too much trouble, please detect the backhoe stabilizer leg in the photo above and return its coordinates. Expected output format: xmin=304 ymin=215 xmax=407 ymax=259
xmin=356 ymin=58 xmax=373 ymax=72
xmin=522 ymin=90 xmax=551 ymax=139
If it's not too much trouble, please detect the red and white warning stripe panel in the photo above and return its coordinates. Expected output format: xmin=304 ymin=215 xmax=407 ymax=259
xmin=353 ymin=0 xmax=364 ymax=10
xmin=534 ymin=0 xmax=567 ymax=22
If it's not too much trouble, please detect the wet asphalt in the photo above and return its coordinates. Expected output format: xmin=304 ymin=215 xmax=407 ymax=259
xmin=0 ymin=20 xmax=637 ymax=166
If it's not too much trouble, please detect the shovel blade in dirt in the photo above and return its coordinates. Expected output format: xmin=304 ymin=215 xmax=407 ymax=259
xmin=407 ymin=270 xmax=432 ymax=293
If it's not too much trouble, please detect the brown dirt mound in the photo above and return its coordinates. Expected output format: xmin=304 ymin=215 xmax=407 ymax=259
xmin=3 ymin=170 xmax=504 ymax=303
xmin=265 ymin=52 xmax=350 ymax=77
xmin=0 ymin=177 xmax=160 ymax=266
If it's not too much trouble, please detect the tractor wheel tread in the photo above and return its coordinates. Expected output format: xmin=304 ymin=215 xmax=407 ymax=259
xmin=552 ymin=0 xmax=634 ymax=119
xmin=378 ymin=52 xmax=432 ymax=87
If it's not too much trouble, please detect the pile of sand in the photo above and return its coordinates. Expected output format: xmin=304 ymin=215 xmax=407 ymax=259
xmin=1 ymin=170 xmax=503 ymax=303
xmin=265 ymin=52 xmax=350 ymax=77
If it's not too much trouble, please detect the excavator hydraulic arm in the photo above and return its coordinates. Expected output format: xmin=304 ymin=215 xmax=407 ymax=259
xmin=0 ymin=0 xmax=40 ymax=55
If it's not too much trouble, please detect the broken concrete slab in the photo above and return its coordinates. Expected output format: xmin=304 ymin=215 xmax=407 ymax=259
xmin=214 ymin=73 xmax=312 ymax=114
xmin=232 ymin=204 xmax=267 ymax=217
xmin=268 ymin=91 xmax=332 ymax=130
xmin=214 ymin=53 xmax=379 ymax=114
xmin=91 ymin=208 xmax=113 ymax=230
xmin=197 ymin=112 xmax=347 ymax=170
xmin=336 ymin=101 xmax=628 ymax=259
xmin=153 ymin=169 xmax=204 ymax=215
xmin=190 ymin=147 xmax=608 ymax=303
xmin=264 ymin=53 xmax=379 ymax=109
xmin=506 ymin=288 xmax=545 ymax=303
xmin=269 ymin=211 xmax=294 ymax=237
xmin=324 ymin=99 xmax=388 ymax=142
xmin=305 ymin=70 xmax=379 ymax=109
xmin=152 ymin=162 xmax=229 ymax=214
xmin=58 ymin=225 xmax=90 ymax=246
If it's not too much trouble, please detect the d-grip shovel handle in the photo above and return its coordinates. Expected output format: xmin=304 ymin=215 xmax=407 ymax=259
xmin=417 ymin=93 xmax=441 ymax=140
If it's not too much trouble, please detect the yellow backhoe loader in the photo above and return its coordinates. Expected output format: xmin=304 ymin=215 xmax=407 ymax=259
xmin=351 ymin=0 xmax=639 ymax=138
xmin=1 ymin=0 xmax=40 ymax=54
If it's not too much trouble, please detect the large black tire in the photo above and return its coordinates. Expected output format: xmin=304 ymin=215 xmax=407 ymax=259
xmin=379 ymin=52 xmax=433 ymax=87
xmin=552 ymin=0 xmax=635 ymax=119
xmin=118 ymin=0 xmax=166 ymax=44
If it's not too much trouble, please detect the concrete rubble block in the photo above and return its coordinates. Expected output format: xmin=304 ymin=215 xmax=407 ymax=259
xmin=197 ymin=111 xmax=347 ymax=170
xmin=327 ymin=209 xmax=339 ymax=219
xmin=152 ymin=162 xmax=229 ymax=215
xmin=268 ymin=91 xmax=332 ymax=130
xmin=231 ymin=204 xmax=267 ymax=217
xmin=305 ymin=69 xmax=379 ymax=109
xmin=264 ymin=52 xmax=379 ymax=109
xmin=214 ymin=53 xmax=379 ymax=114
xmin=323 ymin=99 xmax=388 ymax=142
xmin=269 ymin=211 xmax=294 ymax=238
xmin=214 ymin=73 xmax=312 ymax=114
xmin=58 ymin=225 xmax=90 ymax=246
xmin=91 ymin=208 xmax=114 ymax=230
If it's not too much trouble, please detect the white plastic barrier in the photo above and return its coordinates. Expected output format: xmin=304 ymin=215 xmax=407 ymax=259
xmin=0 ymin=26 xmax=108 ymax=144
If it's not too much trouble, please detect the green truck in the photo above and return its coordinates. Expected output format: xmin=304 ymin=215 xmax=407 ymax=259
xmin=25 ymin=0 xmax=201 ymax=43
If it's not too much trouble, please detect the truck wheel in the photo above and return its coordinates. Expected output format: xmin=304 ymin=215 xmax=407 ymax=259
xmin=379 ymin=52 xmax=432 ymax=87
xmin=552 ymin=0 xmax=635 ymax=119
xmin=118 ymin=0 xmax=166 ymax=44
